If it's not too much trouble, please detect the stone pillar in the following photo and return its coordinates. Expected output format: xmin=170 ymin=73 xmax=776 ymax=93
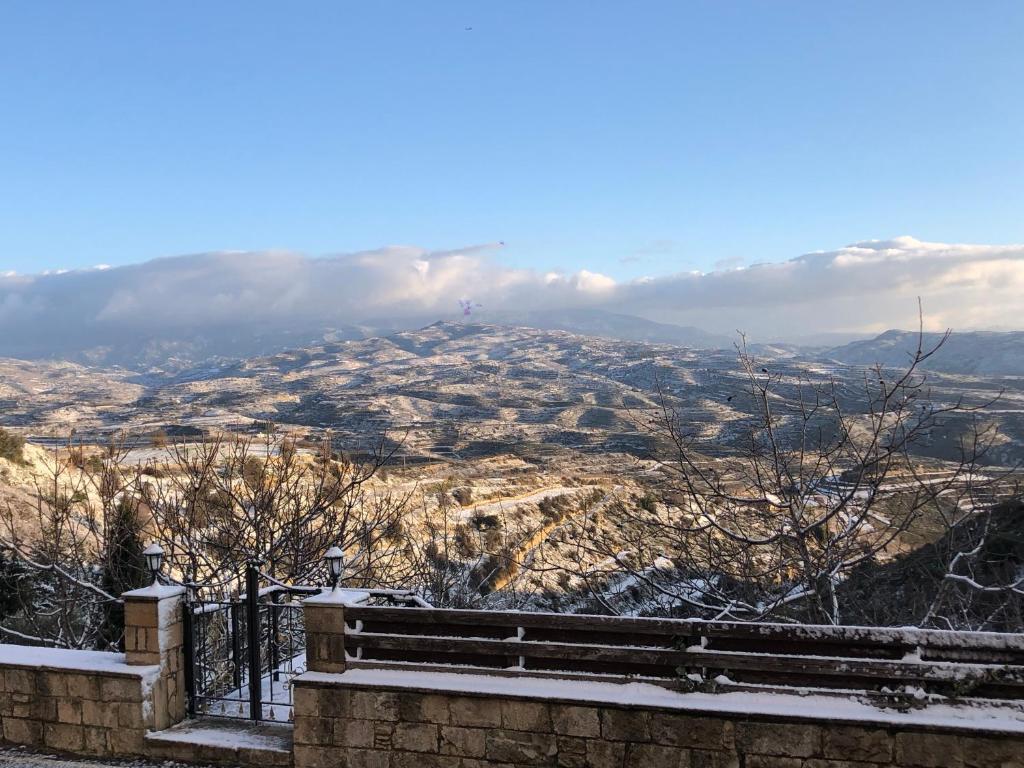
xmin=122 ymin=584 xmax=187 ymax=730
xmin=302 ymin=591 xmax=347 ymax=673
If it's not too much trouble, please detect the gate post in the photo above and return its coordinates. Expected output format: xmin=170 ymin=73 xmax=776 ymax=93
xmin=122 ymin=583 xmax=188 ymax=730
xmin=302 ymin=591 xmax=347 ymax=673
xmin=245 ymin=560 xmax=263 ymax=720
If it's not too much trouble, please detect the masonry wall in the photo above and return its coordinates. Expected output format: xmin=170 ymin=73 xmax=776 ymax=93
xmin=122 ymin=584 xmax=187 ymax=730
xmin=0 ymin=584 xmax=187 ymax=759
xmin=292 ymin=680 xmax=1024 ymax=768
xmin=0 ymin=652 xmax=156 ymax=757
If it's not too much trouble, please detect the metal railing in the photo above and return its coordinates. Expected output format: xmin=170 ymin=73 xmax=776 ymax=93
xmin=342 ymin=606 xmax=1024 ymax=707
xmin=183 ymin=564 xmax=318 ymax=722
xmin=182 ymin=564 xmax=431 ymax=721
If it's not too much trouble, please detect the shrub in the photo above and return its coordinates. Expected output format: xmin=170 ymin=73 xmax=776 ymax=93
xmin=0 ymin=428 xmax=25 ymax=464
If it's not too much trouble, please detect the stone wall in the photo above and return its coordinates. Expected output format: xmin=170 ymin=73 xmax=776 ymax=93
xmin=0 ymin=649 xmax=157 ymax=757
xmin=122 ymin=584 xmax=187 ymax=729
xmin=292 ymin=678 xmax=1024 ymax=768
xmin=0 ymin=583 xmax=187 ymax=759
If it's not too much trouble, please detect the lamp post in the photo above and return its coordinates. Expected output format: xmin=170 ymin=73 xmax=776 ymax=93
xmin=324 ymin=546 xmax=344 ymax=592
xmin=143 ymin=543 xmax=164 ymax=586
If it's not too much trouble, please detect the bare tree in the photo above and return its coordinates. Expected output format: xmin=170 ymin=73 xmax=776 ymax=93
xmin=0 ymin=428 xmax=412 ymax=646
xmin=563 ymin=321 xmax=1017 ymax=626
xmin=141 ymin=429 xmax=412 ymax=589
xmin=0 ymin=435 xmax=147 ymax=649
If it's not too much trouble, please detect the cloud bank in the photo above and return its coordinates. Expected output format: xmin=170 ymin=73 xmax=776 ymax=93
xmin=1 ymin=236 xmax=1021 ymax=362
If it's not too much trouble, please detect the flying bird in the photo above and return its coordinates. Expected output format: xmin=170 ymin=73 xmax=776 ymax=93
xmin=459 ymin=299 xmax=482 ymax=317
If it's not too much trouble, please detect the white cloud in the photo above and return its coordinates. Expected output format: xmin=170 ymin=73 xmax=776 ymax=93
xmin=0 ymin=236 xmax=1021 ymax=359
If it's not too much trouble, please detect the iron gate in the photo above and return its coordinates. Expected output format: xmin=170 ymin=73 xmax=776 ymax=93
xmin=183 ymin=562 xmax=319 ymax=722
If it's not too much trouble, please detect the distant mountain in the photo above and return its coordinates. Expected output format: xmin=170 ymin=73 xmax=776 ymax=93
xmin=8 ymin=321 xmax=1020 ymax=469
xmin=0 ymin=306 xmax=734 ymax=372
xmin=485 ymin=308 xmax=733 ymax=349
xmin=825 ymin=330 xmax=1024 ymax=376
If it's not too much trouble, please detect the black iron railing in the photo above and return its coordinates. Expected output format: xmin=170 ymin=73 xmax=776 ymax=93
xmin=183 ymin=562 xmax=319 ymax=722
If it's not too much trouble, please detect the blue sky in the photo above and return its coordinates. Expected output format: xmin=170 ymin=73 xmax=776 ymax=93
xmin=1 ymin=2 xmax=1022 ymax=280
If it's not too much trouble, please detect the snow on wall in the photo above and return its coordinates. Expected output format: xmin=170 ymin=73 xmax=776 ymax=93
xmin=298 ymin=667 xmax=1024 ymax=735
xmin=0 ymin=643 xmax=158 ymax=679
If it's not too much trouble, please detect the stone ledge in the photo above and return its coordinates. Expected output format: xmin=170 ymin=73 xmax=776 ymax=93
xmin=294 ymin=667 xmax=1024 ymax=738
xmin=0 ymin=646 xmax=159 ymax=680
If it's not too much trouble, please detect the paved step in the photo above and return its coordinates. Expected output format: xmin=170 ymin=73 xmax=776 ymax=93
xmin=144 ymin=719 xmax=292 ymax=767
xmin=0 ymin=745 xmax=217 ymax=767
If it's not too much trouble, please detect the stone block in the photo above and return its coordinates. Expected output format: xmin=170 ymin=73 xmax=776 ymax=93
xmin=295 ymin=714 xmax=335 ymax=746
xmin=822 ymin=724 xmax=894 ymax=763
xmin=293 ymin=744 xmax=339 ymax=768
xmin=124 ymin=600 xmax=158 ymax=629
xmin=65 ymin=673 xmax=100 ymax=699
xmin=962 ymin=735 xmax=1024 ymax=768
xmin=895 ymin=732 xmax=965 ymax=768
xmin=450 ymin=696 xmax=502 ymax=728
xmin=239 ymin=746 xmax=292 ymax=767
xmin=486 ymin=729 xmax=558 ymax=765
xmin=557 ymin=754 xmax=589 ymax=768
xmin=744 ymin=756 xmax=803 ymax=768
xmin=440 ymin=725 xmax=487 ymax=757
xmin=100 ymin=675 xmax=142 ymax=702
xmin=650 ymin=714 xmax=734 ymax=751
xmin=118 ymin=701 xmax=147 ymax=729
xmin=305 ymin=604 xmax=347 ymax=634
xmin=393 ymin=721 xmax=440 ymax=752
xmin=3 ymin=717 xmax=42 ymax=745
xmin=9 ymin=692 xmax=33 ymax=719
xmin=389 ymin=753 xmax=454 ymax=768
xmin=552 ymin=705 xmax=601 ymax=738
xmin=400 ymin=693 xmax=451 ymax=724
xmin=44 ymin=722 xmax=85 ymax=753
xmin=735 ymin=721 xmax=821 ymax=758
xmin=372 ymin=721 xmax=394 ymax=750
xmin=56 ymin=698 xmax=83 ymax=724
xmin=81 ymin=699 xmax=119 ymax=728
xmin=5 ymin=668 xmax=35 ymax=694
xmin=145 ymin=627 xmax=162 ymax=652
xmin=294 ymin=688 xmax=317 ymax=720
xmin=31 ymin=695 xmax=57 ymax=722
xmin=587 ymin=739 xmax=627 ymax=768
xmin=315 ymin=687 xmax=351 ymax=717
xmin=350 ymin=690 xmax=399 ymax=721
xmin=625 ymin=742 xmax=687 ymax=768
xmin=501 ymin=700 xmax=552 ymax=732
xmin=557 ymin=735 xmax=588 ymax=754
xmin=108 ymin=727 xmax=145 ymax=756
xmin=333 ymin=717 xmax=375 ymax=748
xmin=689 ymin=750 xmax=741 ymax=768
xmin=82 ymin=726 xmax=109 ymax=756
xmin=39 ymin=672 xmax=68 ymax=697
xmin=601 ymin=708 xmax=651 ymax=742
xmin=161 ymin=620 xmax=183 ymax=649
